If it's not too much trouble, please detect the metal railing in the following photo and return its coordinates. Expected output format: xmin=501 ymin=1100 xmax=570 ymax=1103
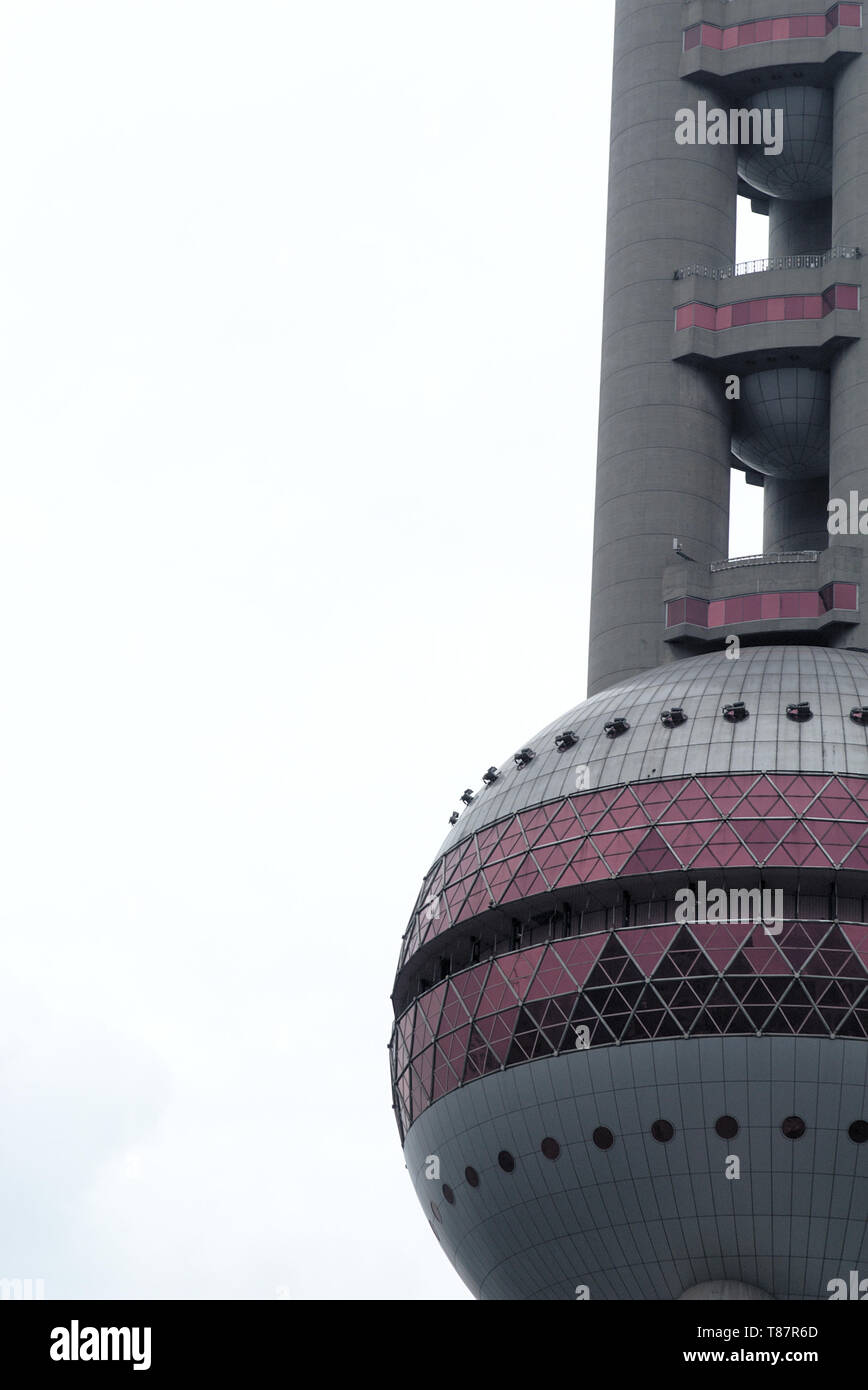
xmin=709 ymin=551 xmax=819 ymax=572
xmin=674 ymin=246 xmax=860 ymax=281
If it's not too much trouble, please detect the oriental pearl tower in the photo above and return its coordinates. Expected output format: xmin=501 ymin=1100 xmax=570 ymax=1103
xmin=389 ymin=0 xmax=868 ymax=1299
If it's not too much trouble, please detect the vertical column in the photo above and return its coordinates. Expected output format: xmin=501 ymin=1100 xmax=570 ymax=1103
xmin=763 ymin=202 xmax=831 ymax=551
xmin=588 ymin=0 xmax=736 ymax=697
xmin=830 ymin=51 xmax=868 ymax=647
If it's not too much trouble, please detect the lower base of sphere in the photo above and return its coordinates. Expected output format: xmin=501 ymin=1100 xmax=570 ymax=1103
xmin=405 ymin=1035 xmax=868 ymax=1300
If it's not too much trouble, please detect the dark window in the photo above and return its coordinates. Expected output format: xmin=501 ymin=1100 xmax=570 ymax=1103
xmin=592 ymin=1126 xmax=614 ymax=1151
xmin=430 ymin=1200 xmax=442 ymax=1223
xmin=848 ymin=1120 xmax=868 ymax=1144
xmin=781 ymin=1115 xmax=806 ymax=1139
xmin=651 ymin=1119 xmax=675 ymax=1143
xmin=442 ymin=1183 xmax=455 ymax=1205
xmin=715 ymin=1115 xmax=739 ymax=1140
xmin=541 ymin=1137 xmax=560 ymax=1161
xmin=465 ymin=1165 xmax=480 ymax=1187
xmin=497 ymin=1150 xmax=515 ymax=1173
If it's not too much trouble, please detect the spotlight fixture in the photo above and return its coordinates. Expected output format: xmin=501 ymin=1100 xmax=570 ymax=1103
xmin=604 ymin=717 xmax=629 ymax=738
xmin=448 ymin=811 xmax=460 ymax=826
xmin=482 ymin=766 xmax=500 ymax=785
xmin=660 ymin=706 xmax=686 ymax=729
xmin=722 ymin=701 xmax=748 ymax=723
xmin=786 ymin=701 xmax=812 ymax=722
xmin=850 ymin=706 xmax=868 ymax=724
xmin=460 ymin=788 xmax=475 ymax=805
xmin=514 ymin=748 xmax=535 ymax=768
xmin=554 ymin=730 xmax=577 ymax=750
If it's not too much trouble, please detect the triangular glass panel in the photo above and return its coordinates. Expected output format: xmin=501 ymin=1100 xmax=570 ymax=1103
xmin=551 ymin=936 xmax=607 ymax=989
xmin=771 ymin=823 xmax=832 ymax=869
xmin=500 ymin=853 xmax=547 ymax=905
xmin=497 ymin=946 xmax=546 ymax=1001
xmin=594 ymin=826 xmax=651 ymax=874
xmin=658 ymin=778 xmax=718 ymax=824
xmin=555 ymin=835 xmax=608 ymax=887
xmin=731 ymin=775 xmax=794 ymax=821
xmin=695 ymin=824 xmax=756 ymax=869
xmin=623 ymin=924 xmax=680 ymax=977
xmin=704 ymin=773 xmax=761 ymax=815
xmin=728 ymin=816 xmax=786 ymax=861
xmin=839 ymin=923 xmax=868 ymax=972
xmin=623 ymin=828 xmax=683 ymax=875
xmin=767 ymin=772 xmax=827 ymax=815
xmin=592 ymin=786 xmax=649 ymax=832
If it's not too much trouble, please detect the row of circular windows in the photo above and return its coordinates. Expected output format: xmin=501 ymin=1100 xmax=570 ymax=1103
xmin=428 ymin=1117 xmax=868 ymax=1219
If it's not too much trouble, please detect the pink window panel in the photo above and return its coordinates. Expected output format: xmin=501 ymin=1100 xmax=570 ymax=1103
xmin=666 ymin=599 xmax=685 ymax=627
xmin=725 ymin=596 xmax=744 ymax=622
xmin=761 ymin=592 xmax=782 ymax=618
xmin=685 ymin=597 xmax=708 ymax=625
xmin=742 ymin=594 xmax=763 ymax=621
xmin=779 ymin=592 xmax=799 ymax=618
xmin=684 ymin=8 xmax=860 ymax=49
xmin=707 ymin=600 xmax=726 ymax=627
xmin=835 ymin=283 xmax=859 ymax=309
xmin=779 ymin=591 xmax=809 ymax=617
xmin=677 ymin=289 xmax=854 ymax=332
xmin=833 ymin=583 xmax=859 ymax=609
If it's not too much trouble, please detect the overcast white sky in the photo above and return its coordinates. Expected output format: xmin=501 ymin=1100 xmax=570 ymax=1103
xmin=0 ymin=1 xmax=768 ymax=1300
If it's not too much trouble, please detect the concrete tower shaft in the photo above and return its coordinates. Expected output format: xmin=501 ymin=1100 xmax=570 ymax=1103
xmin=831 ymin=46 xmax=868 ymax=646
xmin=588 ymin=0 xmax=735 ymax=696
xmin=589 ymin=0 xmax=867 ymax=695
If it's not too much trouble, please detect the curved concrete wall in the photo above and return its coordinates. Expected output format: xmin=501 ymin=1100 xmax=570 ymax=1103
xmin=764 ymin=475 xmax=830 ymax=552
xmin=768 ymin=197 xmax=832 ymax=257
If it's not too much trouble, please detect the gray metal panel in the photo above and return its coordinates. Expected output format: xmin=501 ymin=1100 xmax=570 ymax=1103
xmin=405 ymin=1037 xmax=868 ymax=1300
xmin=436 ymin=645 xmax=868 ymax=860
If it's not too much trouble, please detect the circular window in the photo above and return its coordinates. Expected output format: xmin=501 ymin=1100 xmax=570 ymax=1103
xmin=849 ymin=1120 xmax=868 ymax=1144
xmin=541 ymin=1137 xmax=560 ymax=1161
xmin=465 ymin=1165 xmax=480 ymax=1188
xmin=651 ymin=1120 xmax=675 ymax=1143
xmin=592 ymin=1126 xmax=614 ymax=1151
xmin=715 ymin=1115 xmax=739 ymax=1140
xmin=497 ymin=1150 xmax=515 ymax=1173
xmin=442 ymin=1183 xmax=455 ymax=1205
xmin=781 ymin=1115 xmax=806 ymax=1139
